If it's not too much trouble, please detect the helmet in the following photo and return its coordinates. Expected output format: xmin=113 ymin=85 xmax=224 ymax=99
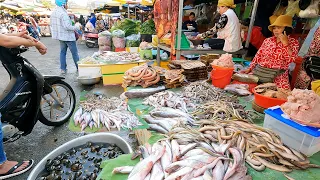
xmin=55 ymin=0 xmax=67 ymax=7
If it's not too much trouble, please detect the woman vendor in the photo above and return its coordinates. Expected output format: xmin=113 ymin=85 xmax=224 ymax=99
xmin=197 ymin=0 xmax=242 ymax=52
xmin=242 ymin=15 xmax=299 ymax=90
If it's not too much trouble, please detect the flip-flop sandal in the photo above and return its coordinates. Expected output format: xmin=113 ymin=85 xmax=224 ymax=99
xmin=0 ymin=160 xmax=34 ymax=180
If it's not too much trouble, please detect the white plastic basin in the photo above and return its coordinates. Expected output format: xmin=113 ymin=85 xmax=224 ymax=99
xmin=27 ymin=133 xmax=132 ymax=180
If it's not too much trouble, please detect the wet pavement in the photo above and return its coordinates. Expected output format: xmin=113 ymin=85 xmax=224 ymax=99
xmin=0 ymin=37 xmax=124 ymax=179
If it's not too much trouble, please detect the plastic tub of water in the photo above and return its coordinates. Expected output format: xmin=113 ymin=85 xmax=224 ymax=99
xmin=27 ymin=133 xmax=132 ymax=180
xmin=264 ymin=107 xmax=320 ymax=156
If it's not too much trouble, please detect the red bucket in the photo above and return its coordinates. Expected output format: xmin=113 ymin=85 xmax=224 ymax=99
xmin=211 ymin=65 xmax=234 ymax=88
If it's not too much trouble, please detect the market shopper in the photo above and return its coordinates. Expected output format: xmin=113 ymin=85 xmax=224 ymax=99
xmin=240 ymin=18 xmax=266 ymax=57
xmin=197 ymin=0 xmax=242 ymax=52
xmin=241 ymin=15 xmax=299 ymax=90
xmin=51 ymin=0 xmax=80 ymax=76
xmin=96 ymin=14 xmax=106 ymax=33
xmin=182 ymin=12 xmax=198 ymax=32
xmin=0 ymin=31 xmax=47 ymax=179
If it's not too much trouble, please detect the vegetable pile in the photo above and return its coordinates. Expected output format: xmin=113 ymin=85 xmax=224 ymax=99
xmin=111 ymin=19 xmax=141 ymax=37
xmin=140 ymin=19 xmax=156 ymax=35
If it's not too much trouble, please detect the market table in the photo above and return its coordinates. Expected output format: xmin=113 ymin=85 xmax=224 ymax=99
xmin=97 ymin=86 xmax=320 ymax=180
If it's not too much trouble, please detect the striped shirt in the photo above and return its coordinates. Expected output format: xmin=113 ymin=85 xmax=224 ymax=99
xmin=50 ymin=6 xmax=77 ymax=41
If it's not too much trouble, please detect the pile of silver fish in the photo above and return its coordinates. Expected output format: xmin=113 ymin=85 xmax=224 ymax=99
xmin=80 ymin=94 xmax=126 ymax=112
xmin=144 ymin=107 xmax=196 ymax=134
xmin=183 ymin=81 xmax=237 ymax=104
xmin=143 ymin=91 xmax=195 ymax=113
xmin=113 ymin=139 xmax=250 ymax=180
xmin=73 ymin=107 xmax=142 ymax=131
xmin=195 ymin=120 xmax=319 ymax=173
xmin=191 ymin=101 xmax=248 ymax=121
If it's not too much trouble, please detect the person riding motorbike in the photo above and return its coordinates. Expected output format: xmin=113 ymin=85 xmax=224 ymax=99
xmin=0 ymin=31 xmax=46 ymax=179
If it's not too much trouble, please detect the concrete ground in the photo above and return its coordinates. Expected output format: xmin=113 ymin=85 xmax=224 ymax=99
xmin=0 ymin=37 xmax=124 ymax=179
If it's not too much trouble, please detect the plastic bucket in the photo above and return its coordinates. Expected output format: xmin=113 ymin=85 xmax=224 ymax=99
xmin=253 ymin=89 xmax=287 ymax=109
xmin=211 ymin=65 xmax=234 ymax=88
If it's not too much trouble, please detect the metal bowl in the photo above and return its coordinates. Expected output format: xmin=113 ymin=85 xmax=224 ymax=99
xmin=27 ymin=133 xmax=133 ymax=180
xmin=190 ymin=39 xmax=204 ymax=46
xmin=77 ymin=76 xmax=101 ymax=85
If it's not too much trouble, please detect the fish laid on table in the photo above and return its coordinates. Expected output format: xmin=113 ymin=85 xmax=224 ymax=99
xmin=194 ymin=120 xmax=320 ymax=173
xmin=75 ymin=109 xmax=142 ymax=131
xmin=121 ymin=86 xmax=166 ymax=99
xmin=182 ymin=81 xmax=238 ymax=104
xmin=80 ymin=94 xmax=126 ymax=112
xmin=149 ymin=107 xmax=195 ymax=123
xmin=191 ymin=100 xmax=248 ymax=121
xmin=143 ymin=90 xmax=195 ymax=112
xmin=113 ymin=137 xmax=250 ymax=180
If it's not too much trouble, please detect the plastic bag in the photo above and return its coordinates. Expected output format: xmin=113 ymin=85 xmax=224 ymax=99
xmin=112 ymin=37 xmax=125 ymax=48
xmin=160 ymin=52 xmax=168 ymax=60
xmin=98 ymin=30 xmax=112 ymax=37
xmin=299 ymin=0 xmax=319 ymax=18
xmin=285 ymin=0 xmax=301 ymax=17
xmin=126 ymin=34 xmax=140 ymax=47
xmin=112 ymin=30 xmax=125 ymax=38
xmin=98 ymin=36 xmax=112 ymax=48
xmin=299 ymin=18 xmax=320 ymax=56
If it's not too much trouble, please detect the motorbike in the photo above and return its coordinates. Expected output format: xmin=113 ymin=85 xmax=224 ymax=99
xmin=0 ymin=46 xmax=76 ymax=143
xmin=84 ymin=31 xmax=98 ymax=48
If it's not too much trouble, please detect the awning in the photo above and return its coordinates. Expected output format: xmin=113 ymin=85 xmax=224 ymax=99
xmin=0 ymin=3 xmax=20 ymax=11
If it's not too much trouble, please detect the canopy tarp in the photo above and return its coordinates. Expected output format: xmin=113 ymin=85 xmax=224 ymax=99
xmin=0 ymin=3 xmax=20 ymax=11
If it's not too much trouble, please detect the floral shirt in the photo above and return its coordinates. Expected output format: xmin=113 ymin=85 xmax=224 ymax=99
xmin=307 ymin=27 xmax=320 ymax=57
xmin=250 ymin=36 xmax=299 ymax=89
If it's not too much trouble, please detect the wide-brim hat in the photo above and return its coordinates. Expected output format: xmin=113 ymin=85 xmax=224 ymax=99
xmin=269 ymin=15 xmax=278 ymax=25
xmin=268 ymin=15 xmax=293 ymax=31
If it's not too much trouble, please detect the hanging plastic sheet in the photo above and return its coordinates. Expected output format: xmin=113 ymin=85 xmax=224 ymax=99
xmin=298 ymin=18 xmax=320 ymax=57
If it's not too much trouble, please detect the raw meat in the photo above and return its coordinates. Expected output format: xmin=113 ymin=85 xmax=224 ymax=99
xmin=281 ymin=89 xmax=320 ymax=127
xmin=211 ymin=53 xmax=234 ymax=68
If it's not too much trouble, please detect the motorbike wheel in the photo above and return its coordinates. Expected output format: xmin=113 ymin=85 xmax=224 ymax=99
xmin=38 ymin=80 xmax=76 ymax=126
xmin=86 ymin=41 xmax=95 ymax=48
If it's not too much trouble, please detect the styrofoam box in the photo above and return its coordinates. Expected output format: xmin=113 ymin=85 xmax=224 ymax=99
xmin=78 ymin=64 xmax=102 ymax=77
xmin=264 ymin=107 xmax=320 ymax=157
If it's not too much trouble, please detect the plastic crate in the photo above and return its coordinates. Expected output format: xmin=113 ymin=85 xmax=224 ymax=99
xmin=264 ymin=107 xmax=320 ymax=156
xmin=101 ymin=63 xmax=139 ymax=74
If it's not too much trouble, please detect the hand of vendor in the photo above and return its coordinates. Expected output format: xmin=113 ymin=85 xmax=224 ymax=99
xmin=240 ymin=68 xmax=251 ymax=74
xmin=279 ymin=31 xmax=289 ymax=46
xmin=196 ymin=33 xmax=204 ymax=39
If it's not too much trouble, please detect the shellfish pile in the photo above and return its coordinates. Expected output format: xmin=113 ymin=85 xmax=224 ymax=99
xmin=37 ymin=142 xmax=124 ymax=180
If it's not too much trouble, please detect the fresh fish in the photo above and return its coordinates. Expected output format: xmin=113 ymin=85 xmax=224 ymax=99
xmin=123 ymin=86 xmax=166 ymax=99
xmin=193 ymin=157 xmax=228 ymax=178
xmin=181 ymin=149 xmax=207 ymax=159
xmin=140 ymin=146 xmax=150 ymax=159
xmin=212 ymin=160 xmax=225 ymax=180
xmin=150 ymin=107 xmax=194 ymax=123
xmin=164 ymin=166 xmax=193 ymax=180
xmin=179 ymin=143 xmax=197 ymax=157
xmin=128 ymin=145 xmax=165 ymax=180
xmin=91 ymin=110 xmax=100 ymax=128
xmin=149 ymin=161 xmax=164 ymax=180
xmin=73 ymin=107 xmax=83 ymax=126
xmin=171 ymin=140 xmax=180 ymax=162
xmin=143 ymin=115 xmax=173 ymax=131
xmin=161 ymin=140 xmax=172 ymax=178
xmin=89 ymin=121 xmax=94 ymax=129
xmin=112 ymin=166 xmax=134 ymax=174
xmin=148 ymin=124 xmax=169 ymax=134
xmin=223 ymin=148 xmax=242 ymax=180
xmin=203 ymin=169 xmax=213 ymax=180
xmin=180 ymin=171 xmax=195 ymax=180
xmin=165 ymin=159 xmax=208 ymax=174
xmin=144 ymin=173 xmax=151 ymax=180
